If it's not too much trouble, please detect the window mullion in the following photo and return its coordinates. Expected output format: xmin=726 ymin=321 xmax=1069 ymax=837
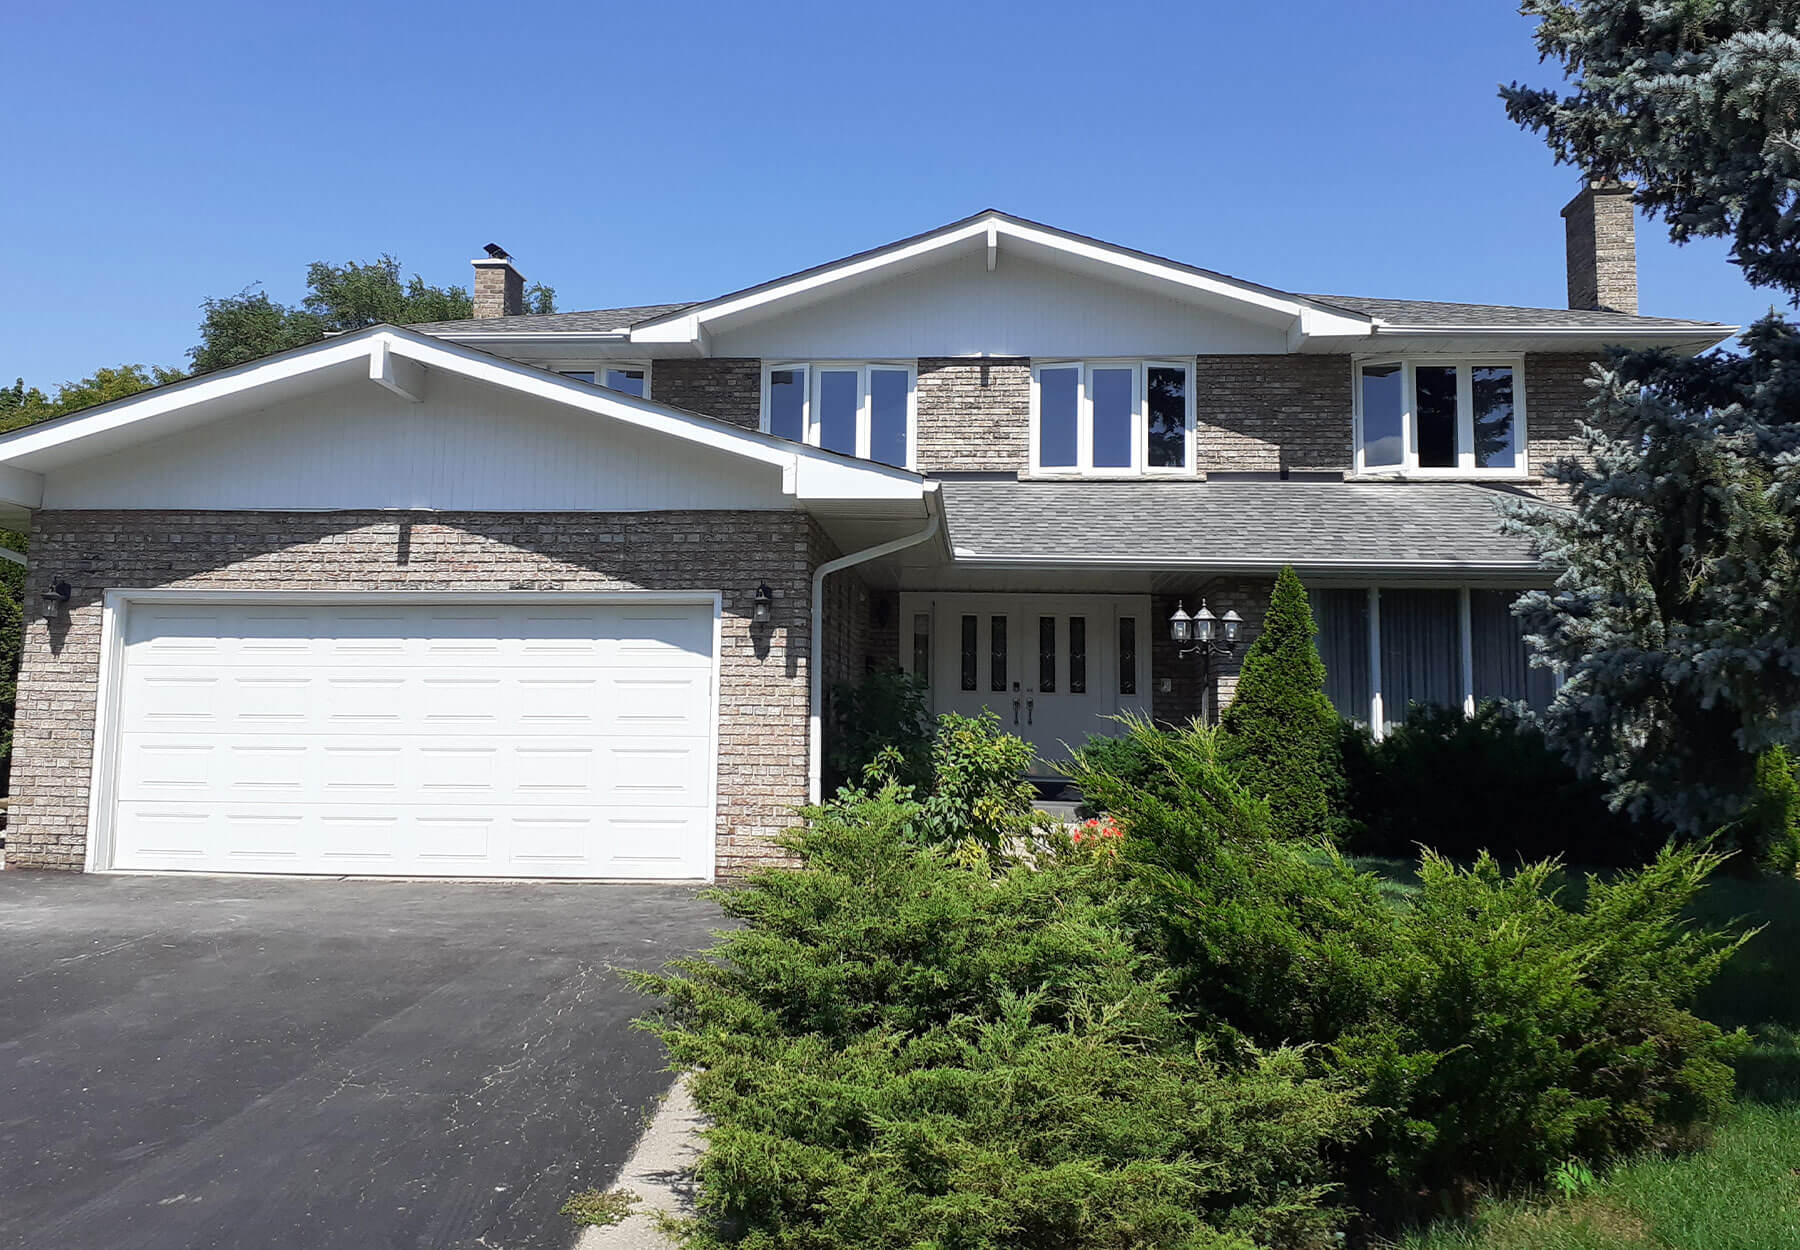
xmin=1078 ymin=364 xmax=1094 ymax=473
xmin=1403 ymin=363 xmax=1417 ymax=472
xmin=1456 ymin=365 xmax=1475 ymax=471
xmin=856 ymin=365 xmax=872 ymax=460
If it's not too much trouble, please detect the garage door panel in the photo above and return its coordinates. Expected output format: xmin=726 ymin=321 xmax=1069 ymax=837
xmin=108 ymin=598 xmax=717 ymax=879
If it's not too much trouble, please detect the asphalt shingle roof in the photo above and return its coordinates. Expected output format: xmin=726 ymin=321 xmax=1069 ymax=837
xmin=1299 ymin=294 xmax=1725 ymax=330
xmin=406 ymin=303 xmax=696 ymax=335
xmin=937 ymin=478 xmax=1547 ymax=570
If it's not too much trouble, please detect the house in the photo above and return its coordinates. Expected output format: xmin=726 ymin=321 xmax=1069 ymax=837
xmin=0 ymin=190 xmax=1735 ymax=881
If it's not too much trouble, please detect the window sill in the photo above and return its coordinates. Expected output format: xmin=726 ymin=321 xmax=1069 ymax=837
xmin=1019 ymin=471 xmax=1205 ymax=483
xmin=1345 ymin=473 xmax=1542 ymax=486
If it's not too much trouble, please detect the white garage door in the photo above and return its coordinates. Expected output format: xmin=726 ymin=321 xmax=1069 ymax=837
xmin=105 ymin=597 xmax=717 ymax=879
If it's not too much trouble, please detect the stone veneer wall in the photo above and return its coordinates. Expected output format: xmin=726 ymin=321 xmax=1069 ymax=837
xmin=915 ymin=358 xmax=1031 ymax=472
xmin=8 ymin=509 xmax=826 ymax=877
xmin=654 ymin=359 xmax=761 ymax=430
xmin=1521 ymin=353 xmax=1603 ymax=504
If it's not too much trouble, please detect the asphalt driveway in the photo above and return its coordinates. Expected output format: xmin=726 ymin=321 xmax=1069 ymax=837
xmin=0 ymin=872 xmax=723 ymax=1250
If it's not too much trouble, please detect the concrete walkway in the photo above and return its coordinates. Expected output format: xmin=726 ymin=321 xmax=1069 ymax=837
xmin=576 ymin=1077 xmax=706 ymax=1249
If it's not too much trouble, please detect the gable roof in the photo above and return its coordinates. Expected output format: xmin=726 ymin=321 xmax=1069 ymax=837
xmin=407 ymin=210 xmax=1735 ymax=352
xmin=0 ymin=324 xmax=932 ymax=518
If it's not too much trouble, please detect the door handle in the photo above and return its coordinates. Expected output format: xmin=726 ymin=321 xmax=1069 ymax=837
xmin=1012 ymin=697 xmax=1020 ymax=726
xmin=1026 ymin=697 xmax=1034 ymax=725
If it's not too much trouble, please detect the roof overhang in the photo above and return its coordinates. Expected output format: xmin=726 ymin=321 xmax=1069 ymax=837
xmin=1302 ymin=323 xmax=1738 ymax=357
xmin=0 ymin=325 xmax=933 ymax=524
xmin=626 ymin=210 xmax=1377 ymax=354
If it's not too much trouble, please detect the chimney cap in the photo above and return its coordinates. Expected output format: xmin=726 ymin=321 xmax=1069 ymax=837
xmin=482 ymin=242 xmax=511 ymax=260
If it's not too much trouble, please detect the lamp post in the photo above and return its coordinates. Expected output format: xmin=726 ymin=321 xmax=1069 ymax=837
xmin=1170 ymin=598 xmax=1241 ymax=723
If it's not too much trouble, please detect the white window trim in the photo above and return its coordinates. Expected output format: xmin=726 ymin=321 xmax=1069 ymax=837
xmin=759 ymin=361 xmax=918 ymax=470
xmin=1351 ymin=356 xmax=1529 ymax=479
xmin=1029 ymin=359 xmax=1197 ymax=477
xmin=548 ymin=361 xmax=654 ymax=399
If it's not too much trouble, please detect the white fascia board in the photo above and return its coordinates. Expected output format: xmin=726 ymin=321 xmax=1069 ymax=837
xmin=628 ymin=211 xmax=1372 ymax=343
xmin=946 ymin=552 xmax=1545 ymax=576
xmin=0 ymin=332 xmax=379 ymax=461
xmin=0 ymin=325 xmax=929 ymax=508
xmin=1289 ymin=305 xmax=1379 ymax=350
xmin=369 ymin=339 xmax=426 ymax=402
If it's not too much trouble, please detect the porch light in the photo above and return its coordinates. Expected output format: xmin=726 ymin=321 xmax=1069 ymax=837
xmin=1194 ymin=601 xmax=1217 ymax=643
xmin=1221 ymin=609 xmax=1242 ymax=643
xmin=40 ymin=580 xmax=70 ymax=621
xmin=751 ymin=583 xmax=774 ymax=625
xmin=1168 ymin=602 xmax=1192 ymax=643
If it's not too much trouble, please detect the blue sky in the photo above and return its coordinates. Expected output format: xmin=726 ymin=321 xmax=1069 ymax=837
xmin=2 ymin=0 xmax=1775 ymax=386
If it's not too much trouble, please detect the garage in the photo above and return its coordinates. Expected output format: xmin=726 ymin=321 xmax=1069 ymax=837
xmin=97 ymin=594 xmax=719 ymax=880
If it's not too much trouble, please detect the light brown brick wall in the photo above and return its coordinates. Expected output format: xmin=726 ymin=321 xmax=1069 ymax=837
xmin=8 ymin=509 xmax=827 ymax=877
xmin=655 ymin=359 xmax=761 ymax=430
xmin=1195 ymin=355 xmax=1353 ymax=474
xmin=1522 ymin=352 xmax=1604 ymax=504
xmin=915 ymin=357 xmax=1031 ymax=472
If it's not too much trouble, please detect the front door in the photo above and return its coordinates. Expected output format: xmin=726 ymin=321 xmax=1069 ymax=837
xmin=902 ymin=595 xmax=1151 ymax=774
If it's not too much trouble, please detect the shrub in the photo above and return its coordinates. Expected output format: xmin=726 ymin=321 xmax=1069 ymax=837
xmin=1336 ymin=702 xmax=1665 ymax=866
xmin=913 ymin=710 xmax=1041 ymax=855
xmin=1087 ymin=718 xmax=1749 ymax=1220
xmin=824 ymin=667 xmax=931 ymax=794
xmin=634 ymin=786 xmax=1370 ymax=1250
xmin=1070 ymin=715 xmax=1188 ymax=817
xmin=1746 ymin=745 xmax=1800 ymax=876
xmin=1220 ymin=566 xmax=1340 ymax=840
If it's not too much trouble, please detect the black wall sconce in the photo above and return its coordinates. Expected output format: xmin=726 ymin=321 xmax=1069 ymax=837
xmin=40 ymin=580 xmax=71 ymax=621
xmin=751 ymin=583 xmax=774 ymax=625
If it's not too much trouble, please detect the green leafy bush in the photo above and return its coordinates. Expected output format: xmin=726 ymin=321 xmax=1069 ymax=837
xmin=824 ymin=667 xmax=932 ymax=794
xmin=1336 ymin=703 xmax=1665 ymax=867
xmin=635 ymin=785 xmax=1370 ymax=1250
xmin=912 ymin=710 xmax=1041 ymax=855
xmin=1082 ymin=718 xmax=1749 ymax=1219
xmin=1070 ymin=714 xmax=1189 ymax=817
xmin=1220 ymin=566 xmax=1340 ymax=840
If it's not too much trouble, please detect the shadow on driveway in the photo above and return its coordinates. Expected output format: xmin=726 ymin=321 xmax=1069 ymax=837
xmin=0 ymin=872 xmax=723 ymax=1250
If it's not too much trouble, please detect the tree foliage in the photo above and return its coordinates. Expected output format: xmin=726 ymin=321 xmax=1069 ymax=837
xmin=1504 ymin=1 xmax=1800 ymax=296
xmin=1501 ymin=322 xmax=1800 ymax=843
xmin=0 ymin=364 xmax=186 ymax=435
xmin=188 ymin=254 xmax=554 ymax=373
xmin=1219 ymin=566 xmax=1339 ymax=840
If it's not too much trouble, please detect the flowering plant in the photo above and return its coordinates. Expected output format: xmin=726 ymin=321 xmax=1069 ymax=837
xmin=1070 ymin=816 xmax=1124 ymax=856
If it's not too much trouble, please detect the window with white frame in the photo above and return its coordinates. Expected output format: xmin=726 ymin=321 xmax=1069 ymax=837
xmin=1031 ymin=360 xmax=1194 ymax=475
xmin=761 ymin=362 xmax=915 ymax=468
xmin=1355 ymin=359 xmax=1525 ymax=475
xmin=553 ymin=363 xmax=652 ymax=399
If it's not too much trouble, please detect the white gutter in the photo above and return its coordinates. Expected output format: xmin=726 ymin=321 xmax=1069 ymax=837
xmin=809 ymin=488 xmax=943 ymax=804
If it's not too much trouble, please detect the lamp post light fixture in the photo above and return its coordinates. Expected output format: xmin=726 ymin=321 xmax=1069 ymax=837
xmin=751 ymin=582 xmax=774 ymax=625
xmin=1169 ymin=598 xmax=1242 ymax=722
xmin=40 ymin=580 xmax=71 ymax=621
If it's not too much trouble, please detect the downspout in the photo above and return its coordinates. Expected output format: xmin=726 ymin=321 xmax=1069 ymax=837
xmin=809 ymin=486 xmax=942 ymax=804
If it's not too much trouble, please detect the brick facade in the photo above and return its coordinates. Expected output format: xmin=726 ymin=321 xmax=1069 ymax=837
xmin=1562 ymin=182 xmax=1638 ymax=315
xmin=1149 ymin=577 xmax=1274 ymax=725
xmin=1194 ymin=355 xmax=1352 ymax=474
xmin=915 ymin=357 xmax=1031 ymax=472
xmin=653 ymin=359 xmax=761 ymax=430
xmin=8 ymin=509 xmax=832 ymax=877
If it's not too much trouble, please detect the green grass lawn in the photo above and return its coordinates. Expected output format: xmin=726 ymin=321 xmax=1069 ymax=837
xmin=1355 ymin=862 xmax=1800 ymax=1250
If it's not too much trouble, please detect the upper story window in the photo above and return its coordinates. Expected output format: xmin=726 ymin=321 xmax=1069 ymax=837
xmin=761 ymin=362 xmax=915 ymax=468
xmin=1355 ymin=359 xmax=1525 ymax=476
xmin=1030 ymin=360 xmax=1194 ymax=476
xmin=555 ymin=363 xmax=651 ymax=398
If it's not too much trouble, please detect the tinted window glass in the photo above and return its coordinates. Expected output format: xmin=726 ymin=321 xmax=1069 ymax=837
xmin=869 ymin=368 xmax=909 ymax=467
xmin=1068 ymin=616 xmax=1087 ymax=693
xmin=603 ymin=367 xmax=646 ymax=397
xmin=990 ymin=616 xmax=1008 ymax=692
xmin=769 ymin=369 xmax=806 ymax=441
xmin=1038 ymin=367 xmax=1079 ymax=467
xmin=816 ymin=369 xmax=859 ymax=456
xmin=1471 ymin=366 xmax=1516 ymax=469
xmin=1415 ymin=365 xmax=1459 ymax=468
xmin=960 ymin=615 xmax=977 ymax=691
xmin=1091 ymin=368 xmax=1134 ymax=469
xmin=559 ymin=370 xmax=597 ymax=384
xmin=1118 ymin=616 xmax=1137 ymax=695
xmin=1038 ymin=616 xmax=1056 ymax=692
xmin=1147 ymin=366 xmax=1187 ymax=468
xmin=1360 ymin=364 xmax=1404 ymax=467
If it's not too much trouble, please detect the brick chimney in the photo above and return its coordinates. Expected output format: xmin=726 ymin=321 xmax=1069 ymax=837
xmin=472 ymin=244 xmax=525 ymax=318
xmin=1561 ymin=181 xmax=1638 ymax=314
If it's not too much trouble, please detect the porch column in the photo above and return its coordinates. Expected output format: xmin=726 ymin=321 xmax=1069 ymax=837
xmin=1367 ymin=586 xmax=1384 ymax=740
xmin=1457 ymin=587 xmax=1475 ymax=718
